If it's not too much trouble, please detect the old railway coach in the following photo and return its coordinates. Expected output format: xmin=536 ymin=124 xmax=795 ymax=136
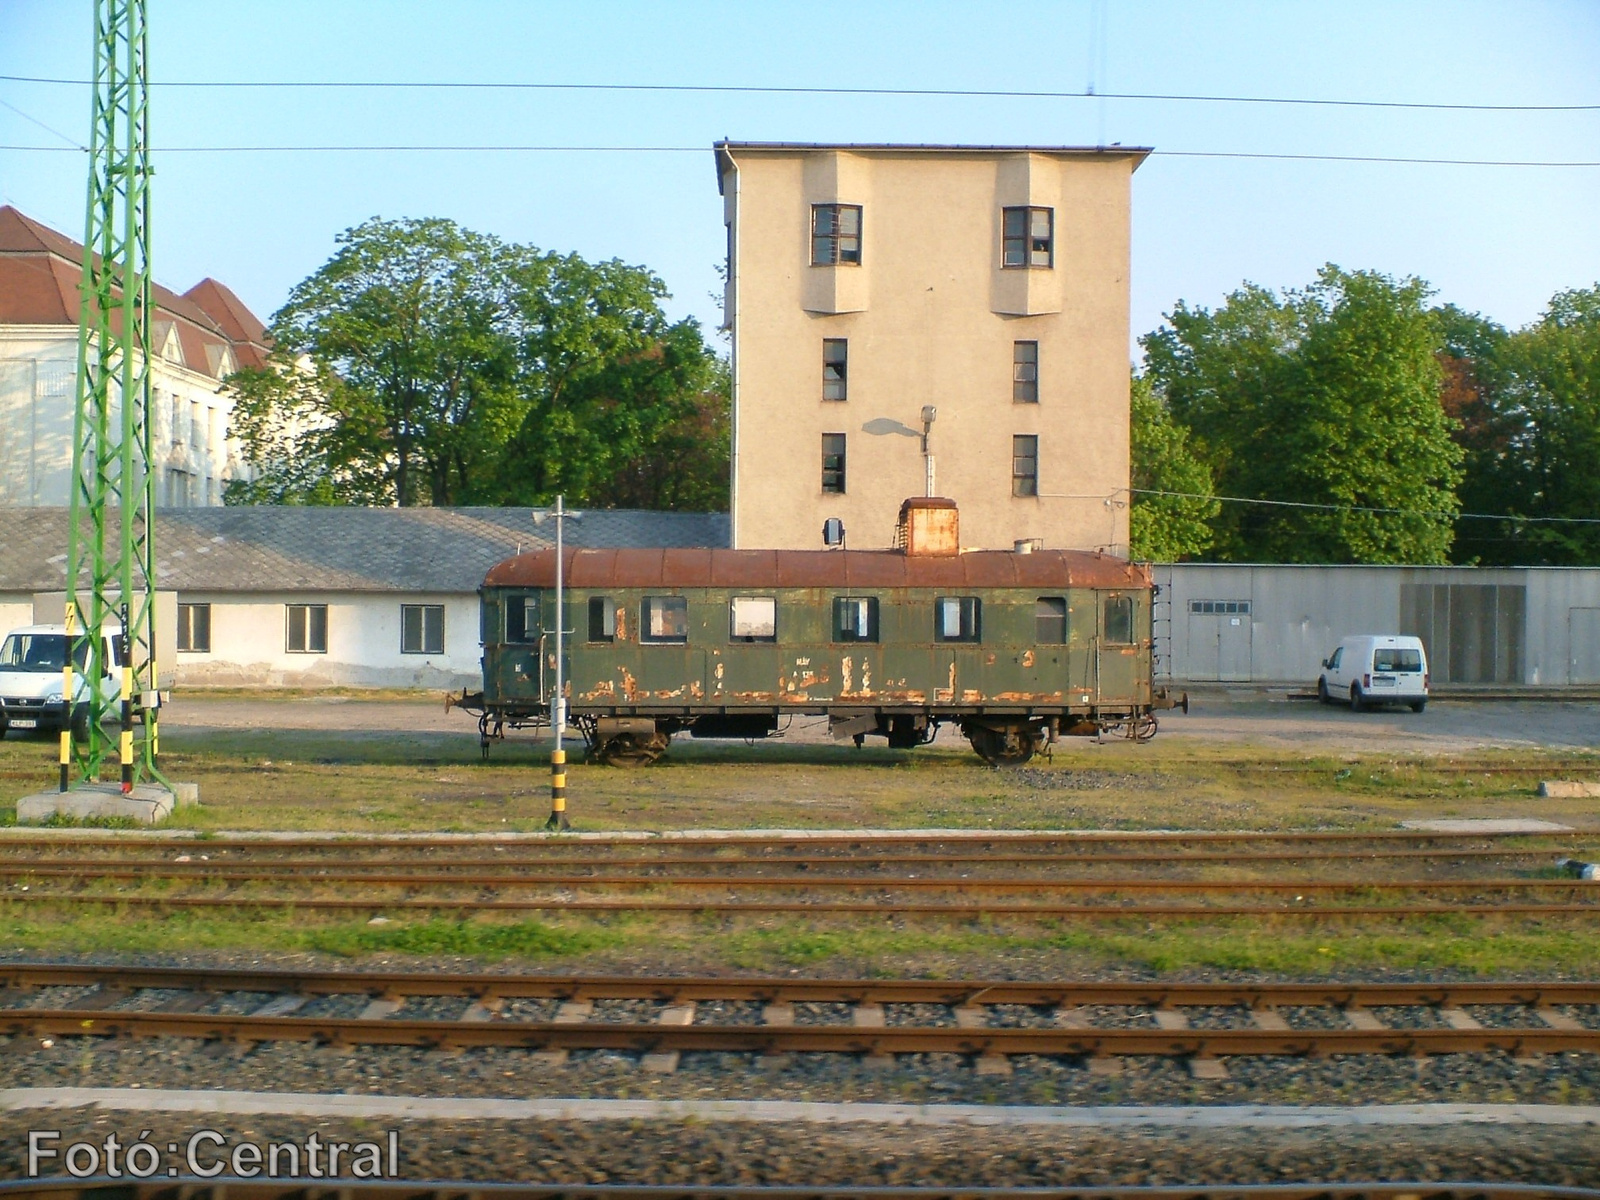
xmin=467 ymin=539 xmax=1177 ymax=766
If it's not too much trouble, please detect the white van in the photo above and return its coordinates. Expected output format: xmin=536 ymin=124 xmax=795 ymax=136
xmin=1317 ymin=635 xmax=1429 ymax=712
xmin=0 ymin=624 xmax=123 ymax=738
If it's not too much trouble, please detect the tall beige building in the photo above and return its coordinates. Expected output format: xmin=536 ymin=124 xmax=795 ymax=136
xmin=716 ymin=142 xmax=1149 ymax=552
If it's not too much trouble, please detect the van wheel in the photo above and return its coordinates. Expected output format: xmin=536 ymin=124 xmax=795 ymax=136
xmin=1410 ymin=699 xmax=1427 ymax=713
xmin=1349 ymin=684 xmax=1365 ymax=713
xmin=1317 ymin=677 xmax=1331 ymax=704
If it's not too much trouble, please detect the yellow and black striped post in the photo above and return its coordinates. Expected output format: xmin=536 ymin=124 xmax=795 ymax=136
xmin=58 ymin=605 xmax=74 ymax=792
xmin=547 ymin=746 xmax=568 ymax=831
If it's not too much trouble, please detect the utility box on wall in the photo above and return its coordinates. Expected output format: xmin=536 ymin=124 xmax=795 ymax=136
xmin=31 ymin=590 xmax=178 ymax=689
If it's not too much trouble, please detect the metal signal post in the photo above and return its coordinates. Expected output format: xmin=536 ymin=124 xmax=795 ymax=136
xmin=62 ymin=0 xmax=166 ymax=793
xmin=532 ymin=497 xmax=580 ymax=830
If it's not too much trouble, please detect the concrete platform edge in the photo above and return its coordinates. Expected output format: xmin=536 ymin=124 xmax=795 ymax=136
xmin=2 ymin=1089 xmax=1598 ymax=1129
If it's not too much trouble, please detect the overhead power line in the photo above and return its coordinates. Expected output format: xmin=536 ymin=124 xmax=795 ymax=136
xmin=1 ymin=144 xmax=1596 ymax=168
xmin=1132 ymin=488 xmax=1600 ymax=526
xmin=1 ymin=72 xmax=1596 ymax=113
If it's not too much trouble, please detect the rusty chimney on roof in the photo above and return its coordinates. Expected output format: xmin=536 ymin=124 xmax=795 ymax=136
xmin=895 ymin=497 xmax=960 ymax=557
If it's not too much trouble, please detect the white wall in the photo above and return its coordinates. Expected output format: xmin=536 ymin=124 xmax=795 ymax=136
xmin=0 ymin=595 xmax=34 ymax=637
xmin=171 ymin=591 xmax=480 ymax=688
xmin=0 ymin=327 xmax=249 ymax=507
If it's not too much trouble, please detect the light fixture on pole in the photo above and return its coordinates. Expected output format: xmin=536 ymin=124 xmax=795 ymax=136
xmin=920 ymin=405 xmax=937 ymax=497
xmin=531 ymin=496 xmax=581 ymax=831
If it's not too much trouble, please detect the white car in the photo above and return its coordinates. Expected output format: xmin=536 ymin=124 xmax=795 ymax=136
xmin=1317 ymin=634 xmax=1429 ymax=713
xmin=0 ymin=624 xmax=123 ymax=739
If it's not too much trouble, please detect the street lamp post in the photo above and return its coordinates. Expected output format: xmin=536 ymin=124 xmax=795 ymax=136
xmin=920 ymin=405 xmax=937 ymax=497
xmin=531 ymin=496 xmax=580 ymax=831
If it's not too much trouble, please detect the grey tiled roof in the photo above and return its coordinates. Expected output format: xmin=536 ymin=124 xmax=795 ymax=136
xmin=0 ymin=507 xmax=730 ymax=594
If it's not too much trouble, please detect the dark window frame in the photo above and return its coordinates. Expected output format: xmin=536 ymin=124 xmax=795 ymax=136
xmin=1013 ymin=340 xmax=1039 ymax=403
xmin=1002 ymin=206 xmax=1054 ymax=269
xmin=823 ymin=338 xmax=848 ymax=401
xmin=1012 ymin=434 xmax=1039 ymax=497
xmin=641 ymin=595 xmax=690 ymax=644
xmin=588 ymin=596 xmax=617 ymax=643
xmin=832 ymin=596 xmax=880 ymax=643
xmin=504 ymin=596 xmax=539 ymax=644
xmin=286 ymin=603 xmax=329 ymax=655
xmin=811 ymin=203 xmax=862 ymax=266
xmin=935 ymin=596 xmax=982 ymax=643
xmin=401 ymin=604 xmax=444 ymax=655
xmin=1035 ymin=596 xmax=1068 ymax=645
xmin=821 ymin=432 xmax=847 ymax=494
xmin=176 ymin=602 xmax=211 ymax=653
xmin=1103 ymin=594 xmax=1135 ymax=645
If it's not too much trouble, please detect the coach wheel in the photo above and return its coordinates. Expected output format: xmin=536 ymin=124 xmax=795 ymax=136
xmin=968 ymin=726 xmax=1037 ymax=767
xmin=596 ymin=732 xmax=671 ymax=767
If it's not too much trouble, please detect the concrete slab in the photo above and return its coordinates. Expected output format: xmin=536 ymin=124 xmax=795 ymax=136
xmin=16 ymin=782 xmax=176 ymax=825
xmin=1399 ymin=817 xmax=1575 ymax=833
xmin=1538 ymin=780 xmax=1600 ymax=799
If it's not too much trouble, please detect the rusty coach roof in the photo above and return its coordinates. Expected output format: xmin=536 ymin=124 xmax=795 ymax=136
xmin=484 ymin=548 xmax=1149 ymax=591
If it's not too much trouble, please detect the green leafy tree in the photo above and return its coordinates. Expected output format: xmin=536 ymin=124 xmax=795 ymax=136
xmin=226 ymin=218 xmax=724 ymax=510
xmin=1142 ymin=265 xmax=1463 ymax=563
xmin=1128 ymin=374 xmax=1218 ymax=561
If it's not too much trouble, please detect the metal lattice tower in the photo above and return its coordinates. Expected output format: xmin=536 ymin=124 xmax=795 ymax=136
xmin=60 ymin=0 xmax=165 ymax=792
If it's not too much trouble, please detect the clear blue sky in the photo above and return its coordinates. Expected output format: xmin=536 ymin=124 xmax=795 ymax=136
xmin=2 ymin=0 xmax=1596 ymax=355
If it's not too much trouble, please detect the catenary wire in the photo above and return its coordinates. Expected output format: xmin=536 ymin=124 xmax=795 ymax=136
xmin=1 ymin=72 xmax=1596 ymax=113
xmin=1131 ymin=488 xmax=1600 ymax=524
xmin=0 ymin=144 xmax=1596 ymax=168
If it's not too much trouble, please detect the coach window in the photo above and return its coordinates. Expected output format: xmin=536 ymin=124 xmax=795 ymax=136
xmin=401 ymin=604 xmax=444 ymax=655
xmin=935 ymin=596 xmax=981 ymax=643
xmin=1103 ymin=594 xmax=1135 ymax=645
xmin=833 ymin=596 xmax=879 ymax=643
xmin=642 ymin=595 xmax=689 ymax=644
xmin=588 ymin=596 xmax=617 ymax=643
xmin=504 ymin=596 xmax=539 ymax=643
xmin=1035 ymin=597 xmax=1068 ymax=644
xmin=286 ymin=604 xmax=328 ymax=654
xmin=730 ymin=596 xmax=777 ymax=643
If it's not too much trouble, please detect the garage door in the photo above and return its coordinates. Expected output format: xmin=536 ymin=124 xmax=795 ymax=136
xmin=1186 ymin=600 xmax=1252 ymax=682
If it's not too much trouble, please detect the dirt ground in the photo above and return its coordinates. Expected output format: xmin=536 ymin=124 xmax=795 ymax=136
xmin=154 ymin=690 xmax=1599 ymax=754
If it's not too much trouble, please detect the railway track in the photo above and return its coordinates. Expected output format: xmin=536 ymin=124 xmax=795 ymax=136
xmin=8 ymin=1183 xmax=1600 ymax=1200
xmin=4 ymin=965 xmax=1598 ymax=1070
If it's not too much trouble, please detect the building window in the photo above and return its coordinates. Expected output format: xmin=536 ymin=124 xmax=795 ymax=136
xmin=730 ymin=596 xmax=777 ymax=643
xmin=642 ymin=595 xmax=689 ymax=644
xmin=1035 ymin=597 xmax=1068 ymax=644
xmin=588 ymin=596 xmax=616 ymax=643
xmin=811 ymin=203 xmax=862 ymax=265
xmin=1013 ymin=341 xmax=1038 ymax=403
xmin=1104 ymin=595 xmax=1135 ymax=645
xmin=821 ymin=433 xmax=847 ymax=493
xmin=401 ymin=604 xmax=444 ymax=655
xmin=1189 ymin=600 xmax=1252 ymax=615
xmin=286 ymin=604 xmax=328 ymax=654
xmin=936 ymin=596 xmax=982 ymax=643
xmin=833 ymin=596 xmax=879 ymax=643
xmin=823 ymin=338 xmax=848 ymax=401
xmin=504 ymin=596 xmax=539 ymax=643
xmin=1002 ymin=206 xmax=1053 ymax=268
xmin=1012 ymin=434 xmax=1039 ymax=497
xmin=176 ymin=603 xmax=211 ymax=653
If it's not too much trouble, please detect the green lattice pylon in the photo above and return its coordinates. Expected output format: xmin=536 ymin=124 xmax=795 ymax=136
xmin=61 ymin=0 xmax=166 ymax=793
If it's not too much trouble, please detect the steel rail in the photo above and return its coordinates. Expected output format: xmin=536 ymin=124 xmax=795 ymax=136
xmin=6 ymin=962 xmax=1600 ymax=1006
xmin=9 ymin=1181 xmax=1600 ymax=1200
xmin=0 ymin=867 xmax=1590 ymax=892
xmin=1 ymin=846 xmax=1592 ymax=870
xmin=3 ymin=1008 xmax=1596 ymax=1059
xmin=2 ymin=892 xmax=1595 ymax=916
xmin=1 ymin=829 xmax=1594 ymax=849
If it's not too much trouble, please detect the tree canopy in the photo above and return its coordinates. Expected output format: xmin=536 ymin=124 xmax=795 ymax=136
xmin=1141 ymin=265 xmax=1463 ymax=564
xmin=226 ymin=217 xmax=727 ymax=510
xmin=1128 ymin=373 xmax=1218 ymax=561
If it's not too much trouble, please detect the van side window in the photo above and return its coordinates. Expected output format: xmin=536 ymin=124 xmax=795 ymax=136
xmin=642 ymin=596 xmax=689 ymax=644
xmin=1328 ymin=647 xmax=1343 ymax=670
xmin=1374 ymin=648 xmax=1422 ymax=672
xmin=588 ymin=597 xmax=616 ymax=643
xmin=1103 ymin=595 xmax=1135 ymax=644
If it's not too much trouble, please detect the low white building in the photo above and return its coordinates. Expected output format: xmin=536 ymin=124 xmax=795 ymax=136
xmin=0 ymin=206 xmax=269 ymax=508
xmin=0 ymin=506 xmax=730 ymax=688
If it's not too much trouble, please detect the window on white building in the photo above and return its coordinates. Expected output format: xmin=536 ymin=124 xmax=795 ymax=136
xmin=176 ymin=603 xmax=211 ymax=653
xmin=401 ymin=604 xmax=444 ymax=655
xmin=286 ymin=604 xmax=328 ymax=654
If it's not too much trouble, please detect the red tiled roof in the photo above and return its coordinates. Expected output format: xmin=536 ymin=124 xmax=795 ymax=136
xmin=0 ymin=205 xmax=270 ymax=379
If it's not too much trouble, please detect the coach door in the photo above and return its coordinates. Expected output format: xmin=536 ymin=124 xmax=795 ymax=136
xmin=1096 ymin=592 xmax=1143 ymax=703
